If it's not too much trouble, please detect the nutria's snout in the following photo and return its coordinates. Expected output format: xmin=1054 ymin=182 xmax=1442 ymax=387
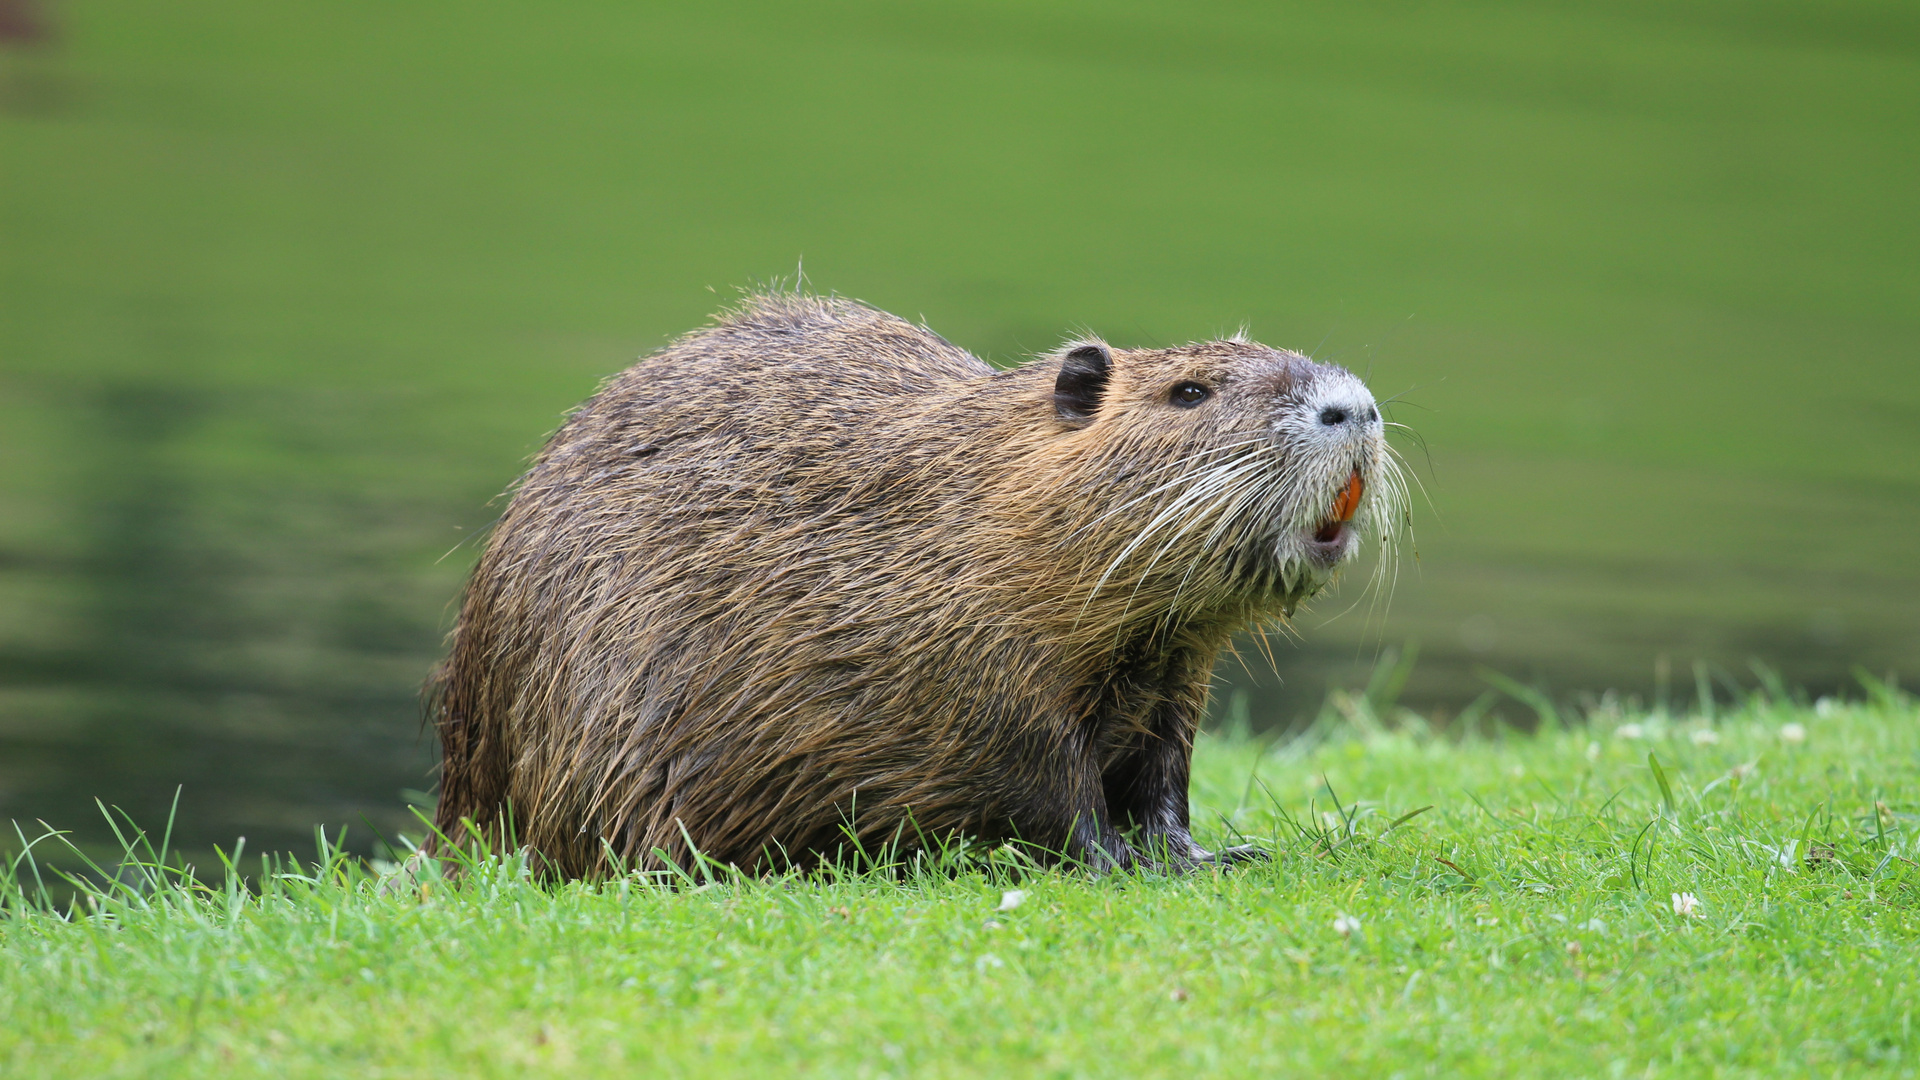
xmin=1271 ymin=366 xmax=1387 ymax=606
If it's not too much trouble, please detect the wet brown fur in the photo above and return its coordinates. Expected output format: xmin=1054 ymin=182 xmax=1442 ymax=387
xmin=431 ymin=294 xmax=1389 ymax=876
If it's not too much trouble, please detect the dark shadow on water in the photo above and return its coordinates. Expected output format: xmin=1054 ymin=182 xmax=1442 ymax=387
xmin=0 ymin=379 xmax=442 ymax=865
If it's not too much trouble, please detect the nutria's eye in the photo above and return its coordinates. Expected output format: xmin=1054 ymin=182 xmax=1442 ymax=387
xmin=1170 ymin=382 xmax=1209 ymax=407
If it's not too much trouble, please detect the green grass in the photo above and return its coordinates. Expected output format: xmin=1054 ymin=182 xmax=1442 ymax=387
xmin=6 ymin=682 xmax=1916 ymax=1077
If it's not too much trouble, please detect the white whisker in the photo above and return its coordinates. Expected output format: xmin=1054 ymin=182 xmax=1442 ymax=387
xmin=1078 ymin=452 xmax=1276 ymax=625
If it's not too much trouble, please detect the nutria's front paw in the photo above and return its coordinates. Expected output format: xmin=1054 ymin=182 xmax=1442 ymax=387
xmin=1203 ymin=844 xmax=1270 ymax=866
xmin=1136 ymin=839 xmax=1267 ymax=873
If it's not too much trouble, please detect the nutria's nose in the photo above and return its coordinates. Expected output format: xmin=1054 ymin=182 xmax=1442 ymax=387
xmin=1318 ymin=404 xmax=1378 ymax=427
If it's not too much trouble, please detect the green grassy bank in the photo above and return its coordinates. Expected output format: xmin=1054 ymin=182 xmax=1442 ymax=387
xmin=5 ymin=680 xmax=1916 ymax=1078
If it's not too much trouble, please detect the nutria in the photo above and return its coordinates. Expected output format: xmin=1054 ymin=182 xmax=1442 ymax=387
xmin=431 ymin=294 xmax=1401 ymax=876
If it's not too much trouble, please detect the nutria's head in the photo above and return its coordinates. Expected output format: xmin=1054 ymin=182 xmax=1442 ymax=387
xmin=1038 ymin=336 xmax=1404 ymax=624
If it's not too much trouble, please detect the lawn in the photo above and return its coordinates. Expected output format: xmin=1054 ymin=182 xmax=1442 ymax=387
xmin=4 ymin=678 xmax=1916 ymax=1078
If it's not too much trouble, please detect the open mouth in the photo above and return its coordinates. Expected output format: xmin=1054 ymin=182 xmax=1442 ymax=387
xmin=1312 ymin=468 xmax=1365 ymax=544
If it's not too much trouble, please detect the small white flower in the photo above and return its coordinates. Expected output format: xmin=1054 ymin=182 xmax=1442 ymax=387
xmin=994 ymin=889 xmax=1026 ymax=912
xmin=1671 ymin=892 xmax=1702 ymax=918
xmin=1814 ymin=697 xmax=1839 ymax=718
xmin=1756 ymin=839 xmax=1798 ymax=868
xmin=1577 ymin=918 xmax=1608 ymax=934
xmin=1333 ymin=913 xmax=1361 ymax=937
xmin=1585 ymin=741 xmax=1601 ymax=762
xmin=1689 ymin=728 xmax=1720 ymax=746
xmin=1779 ymin=723 xmax=1807 ymax=744
xmin=1615 ymin=723 xmax=1645 ymax=740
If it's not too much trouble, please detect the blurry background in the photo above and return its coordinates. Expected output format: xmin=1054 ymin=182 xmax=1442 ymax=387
xmin=2 ymin=0 xmax=1915 ymax=862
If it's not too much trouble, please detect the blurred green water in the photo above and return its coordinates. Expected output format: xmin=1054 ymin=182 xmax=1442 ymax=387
xmin=1 ymin=0 xmax=1915 ymax=858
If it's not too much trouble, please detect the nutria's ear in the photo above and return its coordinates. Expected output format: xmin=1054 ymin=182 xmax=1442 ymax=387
xmin=1053 ymin=342 xmax=1111 ymax=424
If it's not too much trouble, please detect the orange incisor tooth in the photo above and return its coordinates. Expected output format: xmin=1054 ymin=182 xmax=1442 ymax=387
xmin=1332 ymin=470 xmax=1364 ymax=522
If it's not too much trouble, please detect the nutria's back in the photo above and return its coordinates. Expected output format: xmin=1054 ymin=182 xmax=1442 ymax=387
xmin=433 ymin=294 xmax=1398 ymax=875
